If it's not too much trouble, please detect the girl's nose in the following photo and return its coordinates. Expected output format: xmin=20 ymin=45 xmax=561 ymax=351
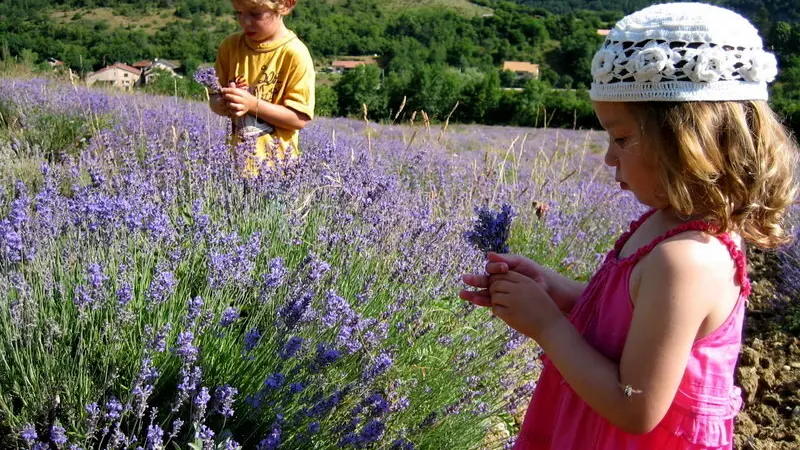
xmin=604 ymin=144 xmax=618 ymax=167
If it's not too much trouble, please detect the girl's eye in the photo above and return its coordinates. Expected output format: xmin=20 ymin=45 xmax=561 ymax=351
xmin=613 ymin=138 xmax=627 ymax=147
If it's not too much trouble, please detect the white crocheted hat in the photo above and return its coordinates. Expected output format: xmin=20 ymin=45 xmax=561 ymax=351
xmin=590 ymin=2 xmax=778 ymax=102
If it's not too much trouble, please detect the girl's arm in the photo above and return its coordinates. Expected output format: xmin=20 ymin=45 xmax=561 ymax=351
xmin=546 ymin=270 xmax=587 ymax=313
xmin=536 ymin=236 xmax=730 ymax=434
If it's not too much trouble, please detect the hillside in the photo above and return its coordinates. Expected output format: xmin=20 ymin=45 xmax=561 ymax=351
xmin=504 ymin=0 xmax=800 ymax=22
xmin=46 ymin=1 xmax=492 ymax=35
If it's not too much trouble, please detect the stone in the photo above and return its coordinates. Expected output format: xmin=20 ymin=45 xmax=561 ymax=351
xmin=738 ymin=366 xmax=759 ymax=404
xmin=740 ymin=347 xmax=760 ymax=367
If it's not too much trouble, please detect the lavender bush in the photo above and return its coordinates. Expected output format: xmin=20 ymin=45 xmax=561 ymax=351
xmin=0 ymin=77 xmax=643 ymax=449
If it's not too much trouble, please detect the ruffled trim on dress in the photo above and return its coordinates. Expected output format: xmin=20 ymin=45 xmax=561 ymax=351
xmin=656 ymin=387 xmax=743 ymax=447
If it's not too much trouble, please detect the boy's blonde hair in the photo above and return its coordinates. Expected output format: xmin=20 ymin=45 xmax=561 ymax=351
xmin=231 ymin=0 xmax=294 ymax=14
xmin=630 ymin=100 xmax=799 ymax=249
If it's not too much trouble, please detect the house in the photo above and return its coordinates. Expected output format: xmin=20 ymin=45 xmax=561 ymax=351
xmin=131 ymin=58 xmax=183 ymax=84
xmin=597 ymin=29 xmax=610 ymax=36
xmin=85 ymin=63 xmax=141 ymax=90
xmin=132 ymin=59 xmax=152 ymax=70
xmin=502 ymin=61 xmax=540 ymax=79
xmin=328 ymin=56 xmax=379 ymax=74
xmin=47 ymin=57 xmax=64 ymax=69
xmin=330 ymin=60 xmax=368 ymax=74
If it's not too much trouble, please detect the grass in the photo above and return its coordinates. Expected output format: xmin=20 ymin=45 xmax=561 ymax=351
xmin=49 ymin=7 xmax=237 ymax=34
xmin=367 ymin=0 xmax=493 ymax=17
xmin=49 ymin=0 xmax=493 ymax=36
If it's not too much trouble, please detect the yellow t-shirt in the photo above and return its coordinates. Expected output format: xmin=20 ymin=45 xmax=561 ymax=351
xmin=214 ymin=30 xmax=315 ymax=165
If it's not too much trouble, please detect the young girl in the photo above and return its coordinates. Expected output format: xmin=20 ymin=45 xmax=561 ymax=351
xmin=461 ymin=3 xmax=798 ymax=449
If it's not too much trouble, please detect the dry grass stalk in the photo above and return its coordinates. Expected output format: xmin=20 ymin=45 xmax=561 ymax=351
xmin=362 ymin=103 xmax=372 ymax=156
xmin=437 ymin=101 xmax=460 ymax=143
xmin=392 ymin=95 xmax=407 ymax=124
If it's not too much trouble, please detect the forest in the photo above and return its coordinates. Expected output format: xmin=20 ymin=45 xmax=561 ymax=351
xmin=1 ymin=0 xmax=799 ymax=131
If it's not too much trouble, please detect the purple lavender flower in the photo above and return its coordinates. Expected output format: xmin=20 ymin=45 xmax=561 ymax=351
xmin=193 ymin=386 xmax=211 ymax=420
xmin=219 ymin=307 xmax=240 ymax=327
xmin=264 ymin=373 xmax=285 ymax=390
xmin=73 ymin=285 xmax=94 ymax=311
xmin=220 ymin=438 xmax=242 ymax=450
xmin=311 ymin=342 xmax=341 ymax=371
xmin=304 ymin=253 xmax=330 ymax=282
xmin=196 ymin=424 xmax=215 ymax=440
xmin=464 ymin=203 xmax=515 ymax=254
xmin=279 ymin=336 xmax=303 ymax=359
xmin=85 ymin=402 xmax=100 ymax=434
xmin=390 ymin=438 xmax=415 ymax=450
xmin=175 ymin=331 xmax=198 ymax=363
xmin=105 ymin=397 xmax=123 ymax=420
xmin=289 ymin=383 xmax=305 ymax=394
xmin=256 ymin=426 xmax=281 ymax=450
xmin=193 ymin=66 xmax=221 ymax=94
xmin=362 ymin=352 xmax=393 ymax=382
xmin=116 ymin=282 xmax=133 ymax=307
xmin=243 ymin=328 xmax=261 ymax=352
xmin=186 ymin=296 xmax=204 ymax=324
xmin=359 ymin=419 xmax=385 ymax=444
xmin=277 ymin=291 xmax=314 ymax=331
xmin=20 ymin=424 xmax=37 ymax=444
xmin=148 ymin=323 xmax=172 ymax=353
xmin=221 ymin=438 xmax=242 ymax=450
xmin=146 ymin=269 xmax=177 ymax=305
xmin=214 ymin=385 xmax=238 ymax=418
xmin=145 ymin=424 xmax=164 ymax=450
xmin=169 ymin=418 xmax=184 ymax=439
xmin=262 ymin=257 xmax=287 ymax=288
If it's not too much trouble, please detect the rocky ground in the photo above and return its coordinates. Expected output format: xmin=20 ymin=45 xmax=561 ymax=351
xmin=734 ymin=248 xmax=800 ymax=450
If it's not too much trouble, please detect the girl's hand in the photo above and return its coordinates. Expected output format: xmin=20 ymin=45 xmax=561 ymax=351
xmin=488 ymin=270 xmax=563 ymax=339
xmin=220 ymin=83 xmax=257 ymax=118
xmin=460 ymin=252 xmax=552 ymax=307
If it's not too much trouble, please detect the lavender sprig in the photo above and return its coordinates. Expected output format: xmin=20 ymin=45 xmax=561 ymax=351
xmin=463 ymin=204 xmax=515 ymax=254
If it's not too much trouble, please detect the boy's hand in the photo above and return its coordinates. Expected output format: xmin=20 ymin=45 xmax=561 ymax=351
xmin=487 ymin=270 xmax=563 ymax=340
xmin=221 ymin=82 xmax=257 ymax=118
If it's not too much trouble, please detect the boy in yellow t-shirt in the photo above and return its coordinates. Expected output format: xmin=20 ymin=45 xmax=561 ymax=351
xmin=210 ymin=0 xmax=315 ymax=169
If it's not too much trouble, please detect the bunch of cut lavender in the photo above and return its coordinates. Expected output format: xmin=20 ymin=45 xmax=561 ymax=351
xmin=464 ymin=203 xmax=515 ymax=254
xmin=194 ymin=66 xmax=222 ymax=95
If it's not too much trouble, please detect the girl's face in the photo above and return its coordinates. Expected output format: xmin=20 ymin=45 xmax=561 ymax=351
xmin=235 ymin=5 xmax=283 ymax=43
xmin=593 ymin=101 xmax=667 ymax=209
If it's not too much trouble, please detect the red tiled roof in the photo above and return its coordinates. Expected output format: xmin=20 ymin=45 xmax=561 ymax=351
xmin=132 ymin=60 xmax=152 ymax=68
xmin=331 ymin=60 xmax=368 ymax=69
xmin=93 ymin=63 xmax=142 ymax=76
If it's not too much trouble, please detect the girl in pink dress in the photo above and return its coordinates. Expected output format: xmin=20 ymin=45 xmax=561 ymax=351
xmin=461 ymin=3 xmax=799 ymax=449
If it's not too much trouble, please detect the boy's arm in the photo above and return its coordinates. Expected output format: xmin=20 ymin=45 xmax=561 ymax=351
xmin=221 ymin=87 xmax=309 ymax=130
xmin=253 ymin=100 xmax=311 ymax=130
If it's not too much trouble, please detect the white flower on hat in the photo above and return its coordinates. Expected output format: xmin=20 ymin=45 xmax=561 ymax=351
xmin=631 ymin=41 xmax=679 ymax=83
xmin=685 ymin=44 xmax=732 ymax=83
xmin=591 ymin=49 xmax=617 ymax=84
xmin=740 ymin=51 xmax=778 ymax=83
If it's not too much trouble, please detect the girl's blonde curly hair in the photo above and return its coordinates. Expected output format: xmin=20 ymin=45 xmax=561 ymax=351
xmin=630 ymin=100 xmax=799 ymax=250
xmin=231 ymin=0 xmax=295 ymax=15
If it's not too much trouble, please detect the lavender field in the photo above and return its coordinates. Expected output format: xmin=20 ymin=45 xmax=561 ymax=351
xmin=0 ymin=77 xmax=793 ymax=449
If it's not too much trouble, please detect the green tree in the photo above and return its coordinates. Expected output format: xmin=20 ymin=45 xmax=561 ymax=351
xmin=334 ymin=64 xmax=387 ymax=119
xmin=315 ymin=84 xmax=339 ymax=117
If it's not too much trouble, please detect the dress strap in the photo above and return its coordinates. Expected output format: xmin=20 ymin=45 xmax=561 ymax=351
xmin=611 ymin=209 xmax=657 ymax=257
xmin=619 ymin=220 xmax=751 ymax=296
